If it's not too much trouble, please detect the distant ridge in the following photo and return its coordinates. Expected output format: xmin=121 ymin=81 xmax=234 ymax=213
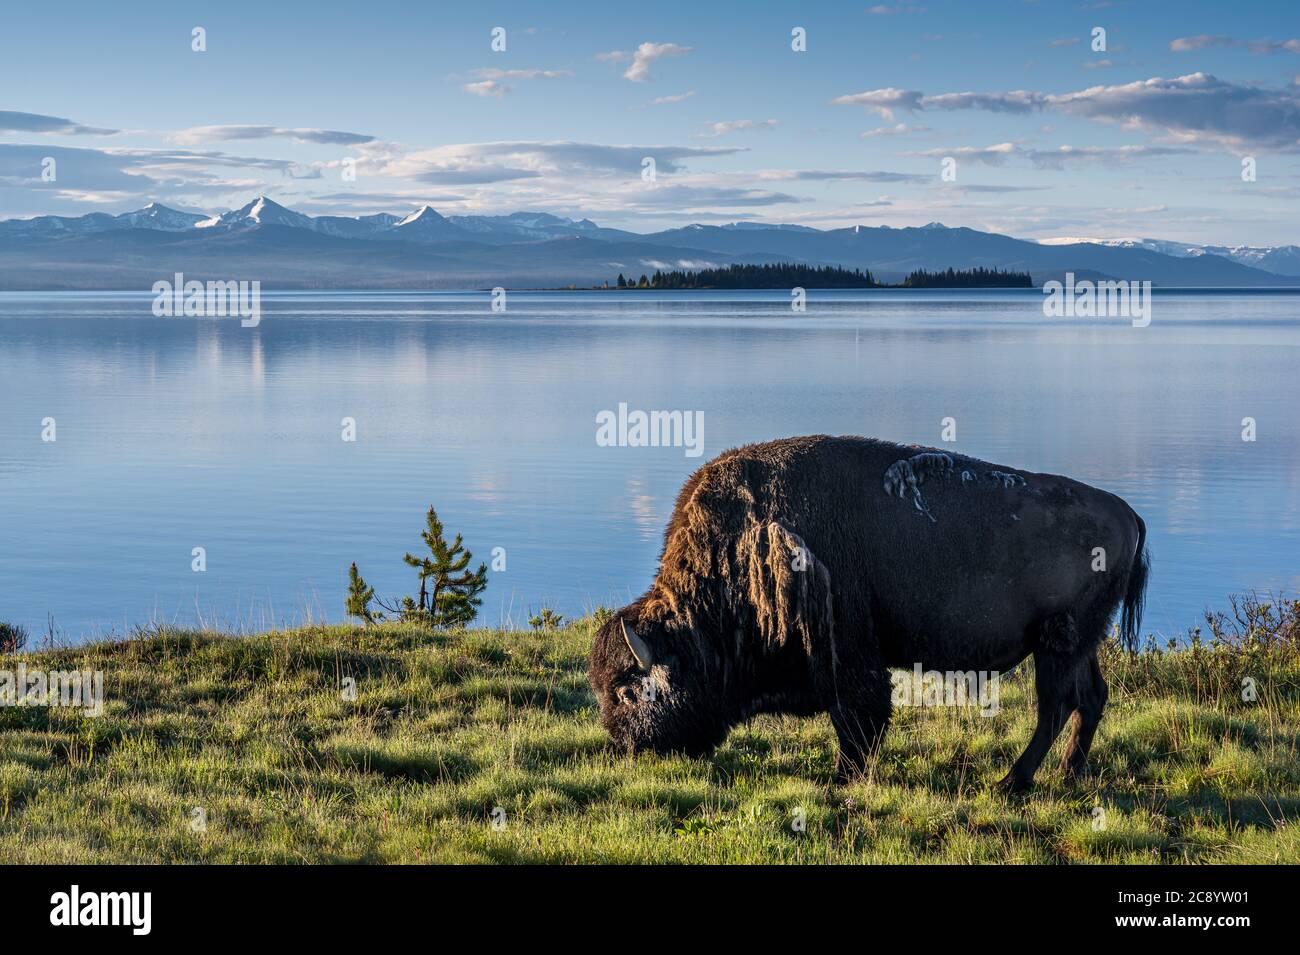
xmin=1 ymin=196 xmax=1297 ymax=290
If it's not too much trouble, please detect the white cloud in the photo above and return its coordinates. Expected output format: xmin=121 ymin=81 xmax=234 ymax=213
xmin=651 ymin=91 xmax=696 ymax=105
xmin=353 ymin=140 xmax=746 ymax=188
xmin=622 ymin=42 xmax=691 ymax=82
xmin=834 ymin=87 xmax=1043 ymax=121
xmin=1049 ymin=73 xmax=1300 ymax=149
xmin=470 ymin=68 xmax=570 ymax=80
xmin=830 ymin=88 xmax=924 ymax=121
xmin=915 ymin=90 xmax=1046 ymax=113
xmin=902 ymin=143 xmax=1194 ymax=168
xmin=463 ymin=80 xmax=508 ymax=98
xmin=701 ymin=119 xmax=778 ymax=137
xmin=903 ymin=142 xmax=1023 ymax=166
xmin=173 ymin=125 xmax=375 ymax=145
xmin=0 ymin=142 xmax=304 ymax=216
xmin=836 ymin=73 xmax=1300 ymax=150
xmin=756 ymin=168 xmax=927 ymax=183
xmin=460 ymin=69 xmax=569 ymax=98
xmin=1170 ymin=35 xmax=1300 ymax=54
xmin=0 ymin=110 xmax=118 ymax=136
xmin=861 ymin=123 xmax=931 ymax=138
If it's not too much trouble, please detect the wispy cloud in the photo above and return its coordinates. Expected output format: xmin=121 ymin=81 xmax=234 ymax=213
xmin=463 ymin=80 xmax=508 ymax=98
xmin=0 ymin=142 xmax=303 ymax=212
xmin=1049 ymin=73 xmax=1300 ymax=149
xmin=832 ymin=88 xmax=1043 ymax=120
xmin=471 ymin=68 xmax=571 ymax=80
xmin=756 ymin=168 xmax=928 ymax=183
xmin=902 ymin=143 xmax=1194 ymax=168
xmin=601 ymin=42 xmax=692 ymax=82
xmin=1170 ymin=35 xmax=1300 ymax=54
xmin=651 ymin=91 xmax=696 ymax=105
xmin=355 ymin=140 xmax=746 ymax=187
xmin=902 ymin=142 xmax=1023 ymax=166
xmin=835 ymin=74 xmax=1300 ymax=150
xmin=700 ymin=119 xmax=778 ymax=137
xmin=0 ymin=110 xmax=118 ymax=136
xmin=174 ymin=125 xmax=375 ymax=146
xmin=461 ymin=68 xmax=571 ymax=98
xmin=861 ymin=123 xmax=931 ymax=138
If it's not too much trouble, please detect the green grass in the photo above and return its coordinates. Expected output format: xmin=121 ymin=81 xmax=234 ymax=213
xmin=1 ymin=619 xmax=1297 ymax=863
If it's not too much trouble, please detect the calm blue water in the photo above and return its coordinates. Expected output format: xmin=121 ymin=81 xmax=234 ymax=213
xmin=1 ymin=289 xmax=1297 ymax=643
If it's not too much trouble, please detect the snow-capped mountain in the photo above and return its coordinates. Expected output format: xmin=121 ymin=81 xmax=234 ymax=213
xmin=0 ymin=203 xmax=206 ymax=235
xmin=717 ymin=221 xmax=821 ymax=233
xmin=447 ymin=211 xmax=612 ymax=241
xmin=0 ymin=212 xmax=118 ymax=235
xmin=1040 ymin=236 xmax=1300 ymax=277
xmin=196 ymin=196 xmax=317 ymax=231
xmin=378 ymin=205 xmax=471 ymax=242
xmin=113 ymin=202 xmax=207 ymax=231
xmin=312 ymin=212 xmax=403 ymax=239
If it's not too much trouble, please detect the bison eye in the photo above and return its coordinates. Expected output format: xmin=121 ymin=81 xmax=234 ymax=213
xmin=616 ymin=686 xmax=636 ymax=706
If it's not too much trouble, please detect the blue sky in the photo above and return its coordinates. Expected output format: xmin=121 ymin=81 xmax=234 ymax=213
xmin=2 ymin=0 xmax=1299 ymax=243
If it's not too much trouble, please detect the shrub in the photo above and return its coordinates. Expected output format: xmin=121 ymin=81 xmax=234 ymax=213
xmin=0 ymin=621 xmax=28 ymax=654
xmin=529 ymin=608 xmax=565 ymax=631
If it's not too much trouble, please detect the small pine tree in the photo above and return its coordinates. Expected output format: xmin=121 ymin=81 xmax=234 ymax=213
xmin=345 ymin=562 xmax=380 ymax=625
xmin=637 ymin=274 xmax=649 ymax=288
xmin=616 ymin=273 xmax=627 ymax=288
xmin=401 ymin=507 xmax=488 ymax=628
xmin=528 ymin=608 xmax=565 ymax=631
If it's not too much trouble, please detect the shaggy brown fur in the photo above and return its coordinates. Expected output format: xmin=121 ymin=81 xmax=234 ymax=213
xmin=588 ymin=435 xmax=1149 ymax=791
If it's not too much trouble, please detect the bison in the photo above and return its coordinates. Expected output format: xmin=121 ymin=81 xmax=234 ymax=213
xmin=589 ymin=435 xmax=1149 ymax=792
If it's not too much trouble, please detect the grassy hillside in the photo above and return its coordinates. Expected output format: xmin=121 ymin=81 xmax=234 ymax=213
xmin=1 ymin=613 xmax=1297 ymax=864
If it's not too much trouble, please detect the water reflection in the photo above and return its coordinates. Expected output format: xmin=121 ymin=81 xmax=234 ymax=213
xmin=0 ymin=290 xmax=1296 ymax=642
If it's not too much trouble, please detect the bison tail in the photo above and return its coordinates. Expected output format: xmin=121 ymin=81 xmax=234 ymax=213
xmin=1119 ymin=512 xmax=1149 ymax=652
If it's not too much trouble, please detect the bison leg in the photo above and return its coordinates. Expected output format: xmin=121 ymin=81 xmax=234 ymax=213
xmin=996 ymin=649 xmax=1082 ymax=794
xmin=803 ymin=615 xmax=891 ymax=782
xmin=1059 ymin=653 xmax=1107 ymax=778
xmin=826 ymin=668 xmax=893 ymax=783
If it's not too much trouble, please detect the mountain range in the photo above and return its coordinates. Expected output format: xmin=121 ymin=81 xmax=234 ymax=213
xmin=1037 ymin=235 xmax=1300 ymax=278
xmin=2 ymin=196 xmax=1297 ymax=290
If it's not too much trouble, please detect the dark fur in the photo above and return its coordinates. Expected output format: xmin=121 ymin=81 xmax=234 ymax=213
xmin=588 ymin=435 xmax=1150 ymax=791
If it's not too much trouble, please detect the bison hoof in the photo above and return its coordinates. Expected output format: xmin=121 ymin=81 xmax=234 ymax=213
xmin=834 ymin=757 xmax=871 ymax=785
xmin=994 ymin=773 xmax=1033 ymax=796
xmin=1060 ymin=757 xmax=1091 ymax=780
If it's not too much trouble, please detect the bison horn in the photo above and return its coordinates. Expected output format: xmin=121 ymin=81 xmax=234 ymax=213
xmin=621 ymin=618 xmax=654 ymax=671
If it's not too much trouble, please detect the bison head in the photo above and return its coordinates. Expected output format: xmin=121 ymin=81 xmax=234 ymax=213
xmin=587 ymin=605 xmax=731 ymax=758
xmin=589 ymin=520 xmax=835 ymax=761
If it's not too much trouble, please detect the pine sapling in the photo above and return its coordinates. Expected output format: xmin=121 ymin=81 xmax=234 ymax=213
xmin=400 ymin=506 xmax=488 ymax=628
xmin=345 ymin=562 xmax=380 ymax=625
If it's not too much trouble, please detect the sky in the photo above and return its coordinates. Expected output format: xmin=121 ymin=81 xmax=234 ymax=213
xmin=2 ymin=0 xmax=1299 ymax=244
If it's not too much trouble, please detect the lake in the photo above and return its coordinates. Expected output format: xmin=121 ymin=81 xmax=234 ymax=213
xmin=1 ymin=289 xmax=1297 ymax=644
